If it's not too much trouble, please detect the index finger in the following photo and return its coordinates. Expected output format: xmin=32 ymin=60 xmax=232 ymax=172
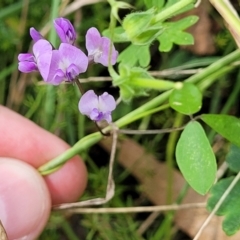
xmin=0 ymin=106 xmax=87 ymax=204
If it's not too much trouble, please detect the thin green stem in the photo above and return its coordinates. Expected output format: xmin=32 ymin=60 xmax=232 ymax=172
xmin=154 ymin=0 xmax=196 ymax=23
xmin=186 ymin=50 xmax=240 ymax=84
xmin=164 ymin=113 xmax=184 ymax=240
xmin=49 ymin=0 xmax=60 ymax=44
xmin=130 ymin=78 xmax=175 ymax=91
xmin=39 ymin=132 xmax=102 ymax=174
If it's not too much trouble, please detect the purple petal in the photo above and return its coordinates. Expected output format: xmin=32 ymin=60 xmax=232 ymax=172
xmin=66 ymin=64 xmax=81 ymax=81
xmin=102 ymin=37 xmax=118 ymax=65
xmin=85 ymin=27 xmax=118 ymax=66
xmin=18 ymin=53 xmax=38 ymax=73
xmin=50 ymin=69 xmax=65 ymax=85
xmin=54 ymin=18 xmax=76 ymax=44
xmin=18 ymin=53 xmax=35 ymax=62
xmin=58 ymin=43 xmax=88 ymax=74
xmin=85 ymin=27 xmax=102 ymax=55
xmin=42 ymin=50 xmax=65 ymax=85
xmin=98 ymin=92 xmax=116 ymax=112
xmin=78 ymin=90 xmax=98 ymax=116
xmin=103 ymin=112 xmax=112 ymax=123
xmin=30 ymin=27 xmax=44 ymax=42
xmin=18 ymin=62 xmax=38 ymax=73
xmin=96 ymin=37 xmax=118 ymax=66
xmin=90 ymin=108 xmax=103 ymax=121
xmin=37 ymin=51 xmax=54 ymax=82
xmin=33 ymin=39 xmax=52 ymax=59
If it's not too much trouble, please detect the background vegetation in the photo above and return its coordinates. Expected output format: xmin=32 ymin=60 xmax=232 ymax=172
xmin=1 ymin=0 xmax=240 ymax=239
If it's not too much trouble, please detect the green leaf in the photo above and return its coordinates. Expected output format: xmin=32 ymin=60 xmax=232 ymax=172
xmin=226 ymin=145 xmax=240 ymax=173
xmin=170 ymin=15 xmax=199 ymax=30
xmin=157 ymin=16 xmax=198 ymax=52
xmin=170 ymin=32 xmax=194 ymax=45
xmin=201 ymin=114 xmax=240 ymax=147
xmin=207 ymin=177 xmax=240 ymax=236
xmin=117 ymin=44 xmax=151 ymax=67
xmin=169 ymin=82 xmax=202 ymax=115
xmin=176 ymin=121 xmax=217 ymax=195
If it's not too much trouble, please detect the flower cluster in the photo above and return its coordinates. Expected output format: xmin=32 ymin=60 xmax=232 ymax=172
xmin=18 ymin=18 xmax=118 ymax=123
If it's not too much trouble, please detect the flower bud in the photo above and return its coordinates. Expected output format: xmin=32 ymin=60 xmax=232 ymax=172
xmin=122 ymin=9 xmax=162 ymax=45
xmin=54 ymin=18 xmax=76 ymax=44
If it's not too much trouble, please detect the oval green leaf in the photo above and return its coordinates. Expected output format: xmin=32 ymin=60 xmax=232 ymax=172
xmin=176 ymin=121 xmax=216 ymax=195
xmin=169 ymin=82 xmax=202 ymax=115
xmin=201 ymin=114 xmax=240 ymax=147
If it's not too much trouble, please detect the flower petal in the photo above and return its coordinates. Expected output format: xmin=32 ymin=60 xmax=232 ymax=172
xmin=33 ymin=39 xmax=52 ymax=59
xmin=103 ymin=112 xmax=112 ymax=123
xmin=66 ymin=64 xmax=81 ymax=81
xmin=42 ymin=50 xmax=64 ymax=85
xmin=18 ymin=53 xmax=38 ymax=73
xmin=18 ymin=53 xmax=35 ymax=62
xmin=50 ymin=69 xmax=65 ymax=85
xmin=78 ymin=90 xmax=99 ymax=116
xmin=37 ymin=51 xmax=54 ymax=82
xmin=98 ymin=92 xmax=116 ymax=112
xmin=96 ymin=37 xmax=118 ymax=66
xmin=18 ymin=62 xmax=37 ymax=73
xmin=58 ymin=43 xmax=88 ymax=74
xmin=85 ymin=27 xmax=102 ymax=55
xmin=30 ymin=27 xmax=44 ymax=42
xmin=89 ymin=108 xmax=103 ymax=121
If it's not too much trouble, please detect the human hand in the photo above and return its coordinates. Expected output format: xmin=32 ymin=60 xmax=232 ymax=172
xmin=0 ymin=106 xmax=87 ymax=239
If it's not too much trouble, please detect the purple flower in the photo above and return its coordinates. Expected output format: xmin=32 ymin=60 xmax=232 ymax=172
xmin=85 ymin=27 xmax=118 ymax=67
xmin=36 ymin=41 xmax=88 ymax=85
xmin=18 ymin=39 xmax=52 ymax=73
xmin=54 ymin=18 xmax=76 ymax=44
xmin=79 ymin=90 xmax=116 ymax=123
xmin=30 ymin=27 xmax=44 ymax=42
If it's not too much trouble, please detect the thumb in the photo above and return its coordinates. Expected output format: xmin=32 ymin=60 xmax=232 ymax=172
xmin=0 ymin=158 xmax=51 ymax=240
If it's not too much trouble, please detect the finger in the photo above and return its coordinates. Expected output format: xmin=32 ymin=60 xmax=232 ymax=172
xmin=0 ymin=158 xmax=51 ymax=240
xmin=0 ymin=106 xmax=87 ymax=204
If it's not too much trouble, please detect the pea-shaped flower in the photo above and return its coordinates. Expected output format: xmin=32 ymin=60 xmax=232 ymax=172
xmin=18 ymin=39 xmax=52 ymax=73
xmin=37 ymin=41 xmax=88 ymax=85
xmin=54 ymin=18 xmax=76 ymax=44
xmin=85 ymin=27 xmax=118 ymax=66
xmin=79 ymin=90 xmax=116 ymax=123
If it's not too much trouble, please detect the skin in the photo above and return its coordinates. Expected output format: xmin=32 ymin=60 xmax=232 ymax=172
xmin=0 ymin=106 xmax=87 ymax=239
